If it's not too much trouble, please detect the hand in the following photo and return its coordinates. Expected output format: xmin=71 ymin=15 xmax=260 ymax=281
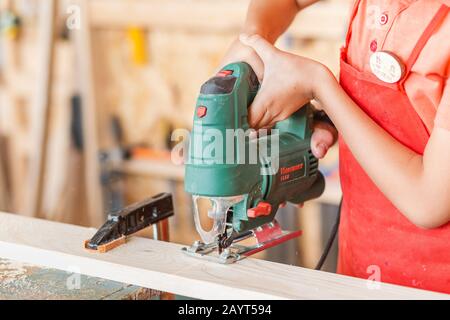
xmin=219 ymin=37 xmax=265 ymax=80
xmin=311 ymin=120 xmax=337 ymax=159
xmin=240 ymin=33 xmax=336 ymax=158
xmin=239 ymin=33 xmax=327 ymax=129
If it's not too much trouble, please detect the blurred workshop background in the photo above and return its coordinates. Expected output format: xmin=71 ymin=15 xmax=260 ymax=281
xmin=0 ymin=0 xmax=351 ymax=272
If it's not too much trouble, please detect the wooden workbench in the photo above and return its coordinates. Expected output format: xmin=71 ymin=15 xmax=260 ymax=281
xmin=0 ymin=258 xmax=159 ymax=299
xmin=0 ymin=212 xmax=448 ymax=300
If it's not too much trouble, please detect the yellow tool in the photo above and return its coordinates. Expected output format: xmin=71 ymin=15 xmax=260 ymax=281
xmin=127 ymin=26 xmax=148 ymax=65
xmin=0 ymin=10 xmax=21 ymax=39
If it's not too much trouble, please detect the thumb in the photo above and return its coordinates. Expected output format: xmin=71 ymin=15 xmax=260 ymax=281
xmin=311 ymin=122 xmax=337 ymax=159
xmin=239 ymin=34 xmax=276 ymax=63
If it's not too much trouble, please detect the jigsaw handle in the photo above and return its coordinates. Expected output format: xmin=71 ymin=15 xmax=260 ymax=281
xmin=274 ymin=104 xmax=314 ymax=140
xmin=219 ymin=62 xmax=313 ymax=140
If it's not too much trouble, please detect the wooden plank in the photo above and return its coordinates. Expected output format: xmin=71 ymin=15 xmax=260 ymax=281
xmin=89 ymin=0 xmax=349 ymax=40
xmin=0 ymin=212 xmax=447 ymax=300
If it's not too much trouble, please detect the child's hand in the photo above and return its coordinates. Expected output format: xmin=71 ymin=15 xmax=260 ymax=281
xmin=311 ymin=120 xmax=337 ymax=159
xmin=239 ymin=33 xmax=337 ymax=158
xmin=219 ymin=38 xmax=265 ymax=81
xmin=239 ymin=33 xmax=324 ymax=128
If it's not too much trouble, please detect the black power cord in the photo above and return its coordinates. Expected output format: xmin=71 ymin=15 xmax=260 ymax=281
xmin=314 ymin=197 xmax=343 ymax=270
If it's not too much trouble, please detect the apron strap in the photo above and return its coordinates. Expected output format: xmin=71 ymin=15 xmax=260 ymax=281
xmin=400 ymin=4 xmax=449 ymax=87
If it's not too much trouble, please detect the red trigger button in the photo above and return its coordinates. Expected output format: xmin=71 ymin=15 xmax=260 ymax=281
xmin=197 ymin=106 xmax=207 ymax=118
xmin=217 ymin=70 xmax=233 ymax=77
xmin=247 ymin=202 xmax=272 ymax=218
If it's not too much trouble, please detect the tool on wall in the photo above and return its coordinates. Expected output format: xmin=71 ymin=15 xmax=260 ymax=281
xmin=0 ymin=8 xmax=21 ymax=40
xmin=182 ymin=62 xmax=325 ymax=264
xmin=127 ymin=26 xmax=148 ymax=65
xmin=84 ymin=193 xmax=174 ymax=252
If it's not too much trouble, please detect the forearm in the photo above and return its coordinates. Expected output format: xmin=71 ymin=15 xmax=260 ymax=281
xmin=237 ymin=21 xmax=450 ymax=227
xmin=316 ymin=69 xmax=450 ymax=228
xmin=243 ymin=0 xmax=318 ymax=43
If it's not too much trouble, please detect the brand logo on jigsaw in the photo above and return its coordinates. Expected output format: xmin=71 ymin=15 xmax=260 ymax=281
xmin=171 ymin=127 xmax=280 ymax=175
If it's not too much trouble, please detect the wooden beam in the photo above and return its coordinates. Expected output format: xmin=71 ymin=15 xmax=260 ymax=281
xmin=88 ymin=0 xmax=349 ymax=40
xmin=73 ymin=0 xmax=104 ymax=226
xmin=0 ymin=137 xmax=11 ymax=211
xmin=299 ymin=202 xmax=323 ymax=269
xmin=119 ymin=159 xmax=184 ymax=181
xmin=0 ymin=212 xmax=447 ymax=300
xmin=320 ymin=179 xmax=342 ymax=205
xmin=25 ymin=0 xmax=58 ymax=217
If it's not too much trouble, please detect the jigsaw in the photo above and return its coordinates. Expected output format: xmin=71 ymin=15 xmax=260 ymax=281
xmin=182 ymin=62 xmax=325 ymax=263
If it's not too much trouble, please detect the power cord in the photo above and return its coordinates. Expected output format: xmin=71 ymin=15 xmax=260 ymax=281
xmin=314 ymin=197 xmax=342 ymax=270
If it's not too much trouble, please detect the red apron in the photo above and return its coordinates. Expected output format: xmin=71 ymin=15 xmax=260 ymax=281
xmin=338 ymin=0 xmax=450 ymax=294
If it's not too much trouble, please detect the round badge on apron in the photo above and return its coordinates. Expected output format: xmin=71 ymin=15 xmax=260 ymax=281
xmin=369 ymin=51 xmax=405 ymax=84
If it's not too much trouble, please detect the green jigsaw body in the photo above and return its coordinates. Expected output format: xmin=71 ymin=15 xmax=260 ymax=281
xmin=185 ymin=62 xmax=325 ymax=233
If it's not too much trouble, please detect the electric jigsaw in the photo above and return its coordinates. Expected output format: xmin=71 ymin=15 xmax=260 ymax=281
xmin=182 ymin=62 xmax=325 ymax=263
